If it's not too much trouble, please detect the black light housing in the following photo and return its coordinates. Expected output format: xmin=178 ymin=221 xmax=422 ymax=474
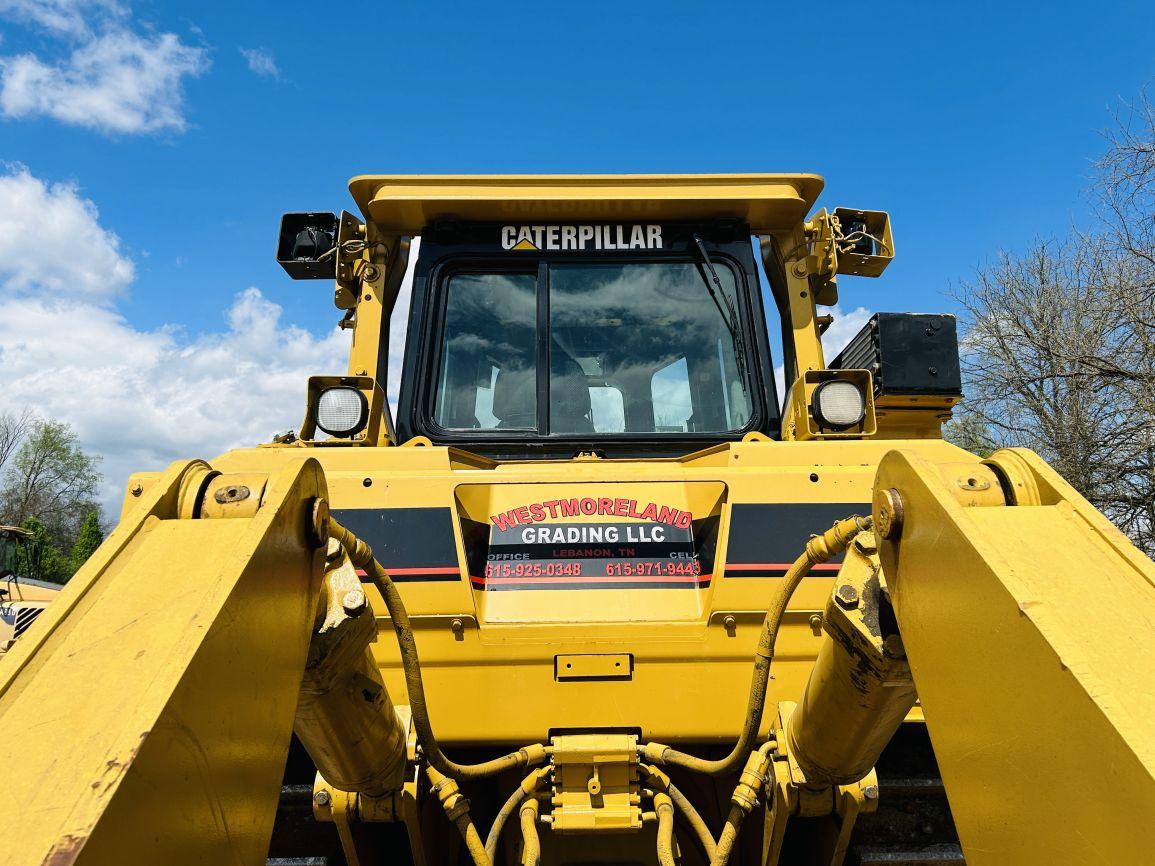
xmin=277 ymin=212 xmax=338 ymax=279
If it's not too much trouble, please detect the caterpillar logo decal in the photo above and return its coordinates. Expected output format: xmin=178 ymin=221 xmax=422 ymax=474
xmin=501 ymin=224 xmax=663 ymax=252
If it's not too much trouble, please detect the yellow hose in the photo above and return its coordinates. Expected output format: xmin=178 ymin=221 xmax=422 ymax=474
xmin=485 ymin=767 xmax=550 ymax=864
xmin=641 ymin=764 xmax=716 ymax=860
xmin=519 ymin=798 xmax=541 ymax=866
xmin=329 ymin=516 xmax=548 ymax=782
xmin=712 ymin=804 xmax=744 ymax=866
xmin=654 ymin=791 xmax=676 ymax=866
xmin=643 ymin=515 xmax=871 ymax=776
xmin=669 ymin=781 xmax=716 ymax=861
xmin=711 ymin=742 xmax=776 ymax=866
xmin=458 ymin=818 xmax=491 ymax=866
xmin=425 ymin=765 xmax=492 ymax=866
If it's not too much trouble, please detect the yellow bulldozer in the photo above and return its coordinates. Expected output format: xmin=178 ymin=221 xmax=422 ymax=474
xmin=1 ymin=175 xmax=1151 ymax=866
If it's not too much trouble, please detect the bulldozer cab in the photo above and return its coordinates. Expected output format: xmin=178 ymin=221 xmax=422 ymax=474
xmin=396 ymin=221 xmax=778 ymax=455
xmin=0 ymin=524 xmax=38 ymax=582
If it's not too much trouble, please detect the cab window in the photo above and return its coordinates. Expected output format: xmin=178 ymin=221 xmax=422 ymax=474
xmin=434 ymin=272 xmax=537 ymax=430
xmin=432 ymin=261 xmax=751 ymax=435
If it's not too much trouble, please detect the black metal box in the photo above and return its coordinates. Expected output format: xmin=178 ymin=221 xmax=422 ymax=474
xmin=276 ymin=212 xmax=338 ymax=279
xmin=831 ymin=313 xmax=961 ymax=398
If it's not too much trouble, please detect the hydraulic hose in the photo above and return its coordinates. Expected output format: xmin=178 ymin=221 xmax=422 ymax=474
xmin=669 ymin=781 xmax=717 ymax=861
xmin=710 ymin=742 xmax=776 ymax=866
xmin=426 ymin=766 xmax=492 ymax=866
xmin=642 ymin=515 xmax=871 ymax=777
xmin=654 ymin=791 xmax=677 ymax=866
xmin=329 ymin=516 xmax=549 ymax=782
xmin=712 ymin=804 xmax=745 ymax=866
xmin=641 ymin=764 xmax=716 ymax=861
xmin=519 ymin=797 xmax=542 ymax=866
xmin=485 ymin=767 xmax=551 ymax=864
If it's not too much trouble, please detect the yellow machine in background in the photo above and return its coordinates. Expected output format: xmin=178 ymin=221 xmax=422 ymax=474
xmin=0 ymin=524 xmax=59 ymax=658
xmin=0 ymin=175 xmax=1151 ymax=866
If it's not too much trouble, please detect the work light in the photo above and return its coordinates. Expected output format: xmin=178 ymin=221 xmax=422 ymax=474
xmin=812 ymin=380 xmax=866 ymax=430
xmin=316 ymin=386 xmax=368 ymax=437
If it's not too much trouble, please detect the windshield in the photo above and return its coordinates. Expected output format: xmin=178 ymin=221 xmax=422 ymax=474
xmin=433 ymin=261 xmax=751 ymax=435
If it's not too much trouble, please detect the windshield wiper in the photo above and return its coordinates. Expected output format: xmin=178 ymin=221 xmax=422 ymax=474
xmin=690 ymin=233 xmax=749 ymax=396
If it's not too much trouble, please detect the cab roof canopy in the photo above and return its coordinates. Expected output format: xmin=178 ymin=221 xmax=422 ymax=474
xmin=348 ymin=173 xmax=824 ymax=235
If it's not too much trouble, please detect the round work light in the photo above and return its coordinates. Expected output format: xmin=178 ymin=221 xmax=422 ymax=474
xmin=812 ymin=380 xmax=866 ymax=430
xmin=316 ymin=386 xmax=368 ymax=437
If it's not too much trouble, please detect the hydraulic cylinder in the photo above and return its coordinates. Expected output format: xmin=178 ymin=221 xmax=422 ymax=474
xmin=785 ymin=532 xmax=917 ymax=787
xmin=295 ymin=542 xmax=407 ymax=796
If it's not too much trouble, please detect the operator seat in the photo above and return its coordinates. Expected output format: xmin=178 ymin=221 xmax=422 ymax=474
xmin=491 ymin=343 xmax=593 ymax=432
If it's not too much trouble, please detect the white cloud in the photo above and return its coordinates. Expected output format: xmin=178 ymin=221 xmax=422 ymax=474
xmin=773 ymin=304 xmax=873 ymax=398
xmin=240 ymin=47 xmax=278 ymax=79
xmin=0 ymin=292 xmax=349 ymax=514
xmin=821 ymin=304 xmax=872 ymax=358
xmin=0 ymin=166 xmax=350 ymax=515
xmin=0 ymin=4 xmax=208 ymax=135
xmin=0 ymin=165 xmax=134 ymax=299
xmin=0 ymin=0 xmax=124 ymax=38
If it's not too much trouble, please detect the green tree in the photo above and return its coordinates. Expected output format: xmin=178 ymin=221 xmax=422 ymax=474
xmin=0 ymin=418 xmax=102 ymax=557
xmin=15 ymin=517 xmax=72 ymax=583
xmin=71 ymin=511 xmax=104 ymax=572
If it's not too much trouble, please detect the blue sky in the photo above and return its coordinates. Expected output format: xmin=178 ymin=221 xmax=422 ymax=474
xmin=0 ymin=0 xmax=1153 ymax=510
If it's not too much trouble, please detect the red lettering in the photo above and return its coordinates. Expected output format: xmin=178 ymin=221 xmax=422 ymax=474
xmin=543 ymin=500 xmax=560 ymax=518
xmin=640 ymin=502 xmax=658 ymax=521
xmin=560 ymin=498 xmax=580 ymax=517
xmin=614 ymin=497 xmax=629 ymax=516
xmin=492 ymin=511 xmax=516 ymax=531
xmin=627 ymin=499 xmax=642 ymax=519
xmin=580 ymin=497 xmax=598 ymax=515
xmin=515 ymin=506 xmax=531 ymax=524
xmin=675 ymin=510 xmax=693 ymax=529
xmin=657 ymin=506 xmax=677 ymax=525
xmin=529 ymin=503 xmax=545 ymax=522
xmin=598 ymin=497 xmax=614 ymax=516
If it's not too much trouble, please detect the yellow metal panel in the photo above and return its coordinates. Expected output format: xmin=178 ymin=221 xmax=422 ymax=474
xmin=875 ymin=448 xmax=1155 ymax=866
xmin=347 ymin=173 xmax=825 ymax=233
xmin=555 ymin=653 xmax=633 ymax=680
xmin=207 ymin=439 xmax=960 ymax=745
xmin=0 ymin=458 xmax=327 ymax=866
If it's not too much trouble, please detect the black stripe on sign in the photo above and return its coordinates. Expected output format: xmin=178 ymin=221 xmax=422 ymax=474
xmin=474 ymin=579 xmax=710 ymax=592
xmin=725 ymin=503 xmax=871 ymax=577
xmin=331 ymin=507 xmax=461 ymax=582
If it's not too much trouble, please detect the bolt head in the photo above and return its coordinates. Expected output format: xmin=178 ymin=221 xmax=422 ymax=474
xmin=342 ymin=590 xmax=366 ymax=616
xmin=835 ymin=583 xmax=860 ymax=609
xmin=873 ymin=488 xmax=904 ymax=540
xmin=863 ymin=784 xmax=879 ymax=800
xmin=130 ymin=482 xmax=143 ymax=497
xmin=722 ymin=615 xmax=737 ymax=629
xmin=314 ymin=790 xmax=331 ymax=806
xmin=450 ymin=617 xmax=464 ymax=634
